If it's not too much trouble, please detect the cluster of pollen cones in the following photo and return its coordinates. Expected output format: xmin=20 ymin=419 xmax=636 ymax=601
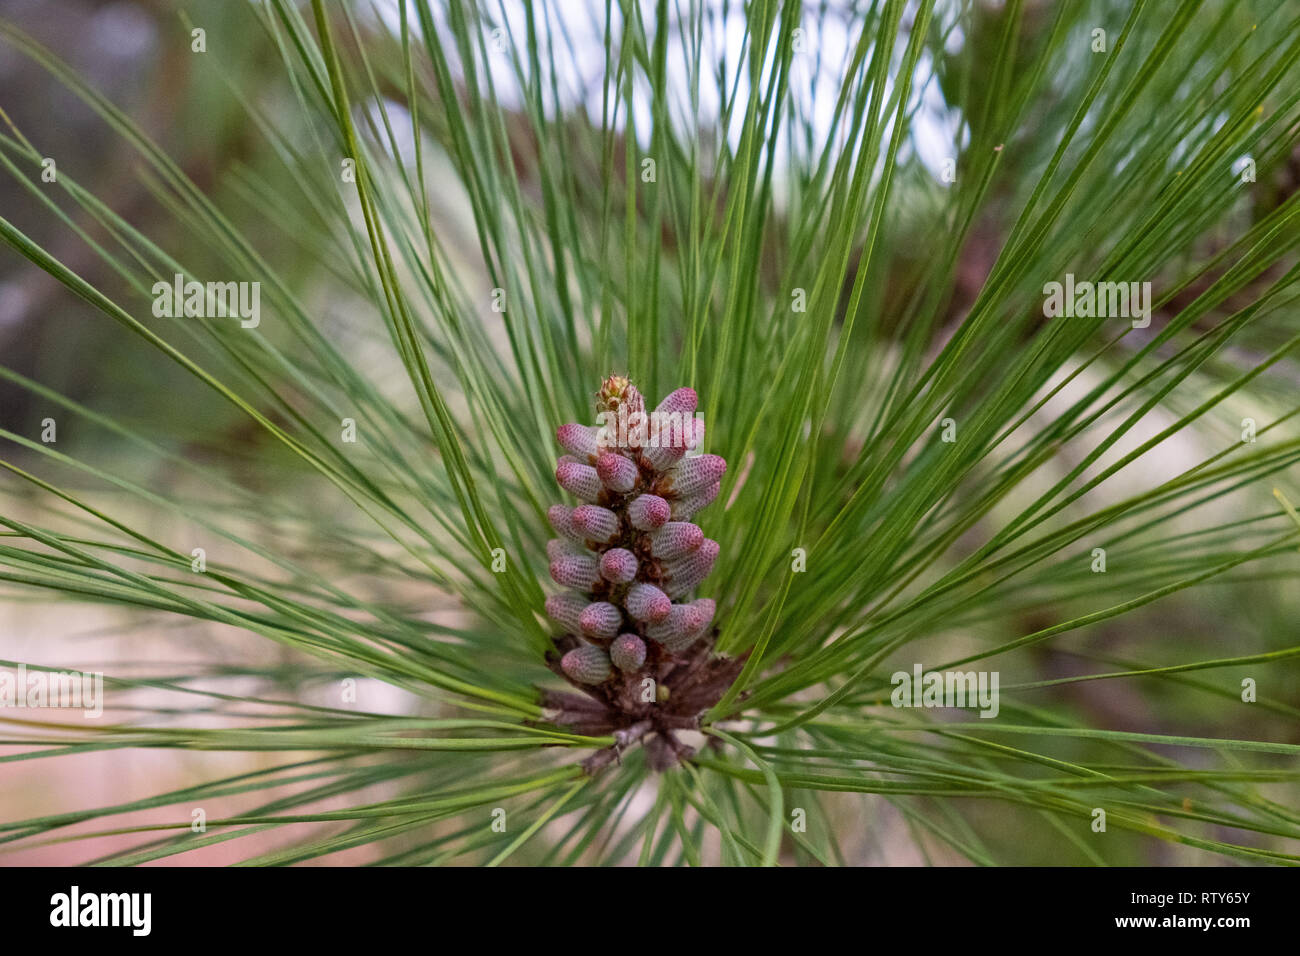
xmin=540 ymin=376 xmax=744 ymax=771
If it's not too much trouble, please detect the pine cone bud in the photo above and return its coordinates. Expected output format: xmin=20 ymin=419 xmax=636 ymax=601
xmin=550 ymin=553 xmax=601 ymax=590
xmin=544 ymin=380 xmax=726 ymax=686
xmin=655 ymin=387 xmax=698 ymax=417
xmin=598 ymin=548 xmax=639 ymax=583
xmin=548 ymin=505 xmax=584 ymax=543
xmin=670 ymin=481 xmax=721 ymax=520
xmin=556 ymin=461 xmax=603 ymax=502
xmin=663 ymin=539 xmax=720 ymax=598
xmin=545 ymin=591 xmax=589 ymax=632
xmin=645 ymin=601 xmax=708 ymax=650
xmin=571 ymin=504 xmax=619 ymax=543
xmin=658 ymin=454 xmax=727 ymax=498
xmin=654 ymin=599 xmax=716 ymax=652
xmin=578 ymin=601 xmax=623 ymax=638
xmin=556 ymin=423 xmax=599 ymax=462
xmin=642 ymin=393 xmax=703 ymax=470
xmin=642 ymin=422 xmax=702 ymax=470
xmin=596 ymin=452 xmax=639 ymax=493
xmin=648 ymin=522 xmax=704 ymax=559
xmin=561 ymin=643 xmax=613 ymax=684
xmin=628 ymin=494 xmax=670 ymax=530
xmin=624 ymin=581 xmax=672 ymax=622
xmin=658 ymin=599 xmax=715 ymax=652
xmin=609 ymin=633 xmax=647 ymax=672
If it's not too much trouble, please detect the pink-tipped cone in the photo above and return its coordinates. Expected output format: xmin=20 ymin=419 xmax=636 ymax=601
xmin=627 ymin=494 xmax=670 ymax=531
xmin=596 ymin=452 xmax=639 ymax=494
xmin=649 ymin=522 xmax=704 ymax=560
xmin=561 ymin=644 xmax=612 ymax=684
xmin=609 ymin=633 xmax=647 ymax=672
xmin=688 ymin=597 xmax=716 ymax=634
xmin=670 ymin=481 xmax=720 ymax=520
xmin=550 ymin=554 xmax=601 ymax=590
xmin=571 ymin=504 xmax=619 ymax=543
xmin=556 ymin=461 xmax=603 ymax=502
xmin=626 ymin=582 xmax=672 ymax=622
xmin=645 ymin=601 xmax=709 ymax=651
xmin=660 ymin=454 xmax=726 ymax=498
xmin=599 ymin=548 xmax=639 ymax=584
xmin=658 ymin=599 xmax=714 ymax=652
xmin=548 ymin=505 xmax=584 ymax=543
xmin=663 ymin=538 xmax=720 ymax=598
xmin=545 ymin=591 xmax=589 ymax=632
xmin=643 ymin=417 xmax=704 ymax=472
xmin=578 ymin=601 xmax=623 ymax=638
xmin=655 ymin=387 xmax=698 ymax=417
xmin=556 ymin=423 xmax=599 ymax=462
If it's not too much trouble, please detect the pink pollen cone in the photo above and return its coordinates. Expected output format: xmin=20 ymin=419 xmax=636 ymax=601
xmin=626 ymin=582 xmax=672 ymax=622
xmin=661 ymin=454 xmax=726 ymax=498
xmin=670 ymin=481 xmax=720 ymax=520
xmin=655 ymin=387 xmax=698 ymax=417
xmin=596 ymin=452 xmax=639 ymax=494
xmin=663 ymin=538 xmax=720 ymax=598
xmin=627 ymin=494 xmax=670 ymax=530
xmin=548 ymin=505 xmax=584 ymax=543
xmin=599 ymin=548 xmax=639 ymax=583
xmin=556 ymin=461 xmax=603 ymax=502
xmin=561 ymin=644 xmax=612 ymax=684
xmin=550 ymin=554 xmax=601 ymax=590
xmin=649 ymin=522 xmax=704 ymax=559
xmin=545 ymin=591 xmax=588 ymax=632
xmin=609 ymin=633 xmax=647 ymax=672
xmin=643 ymin=417 xmax=704 ymax=472
xmin=571 ymin=504 xmax=619 ymax=543
xmin=646 ymin=602 xmax=708 ymax=650
xmin=556 ymin=423 xmax=599 ymax=462
xmin=578 ymin=601 xmax=622 ymax=638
